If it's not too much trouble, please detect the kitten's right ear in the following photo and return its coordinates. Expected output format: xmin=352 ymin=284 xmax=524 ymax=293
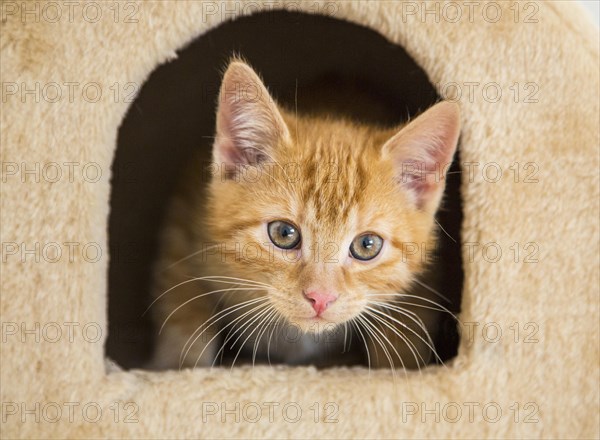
xmin=382 ymin=101 xmax=461 ymax=214
xmin=213 ymin=61 xmax=290 ymax=172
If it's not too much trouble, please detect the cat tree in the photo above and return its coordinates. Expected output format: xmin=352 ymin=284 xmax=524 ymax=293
xmin=2 ymin=1 xmax=598 ymax=438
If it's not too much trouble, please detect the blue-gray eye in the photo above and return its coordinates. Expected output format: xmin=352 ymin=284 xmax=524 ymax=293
xmin=267 ymin=220 xmax=301 ymax=250
xmin=350 ymin=233 xmax=383 ymax=261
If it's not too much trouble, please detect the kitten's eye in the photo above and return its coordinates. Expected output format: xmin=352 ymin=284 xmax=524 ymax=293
xmin=267 ymin=220 xmax=301 ymax=250
xmin=349 ymin=233 xmax=384 ymax=261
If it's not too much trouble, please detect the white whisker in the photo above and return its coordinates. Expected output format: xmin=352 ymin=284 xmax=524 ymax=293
xmin=267 ymin=315 xmax=283 ymax=366
xmin=368 ymin=303 xmax=445 ymax=367
xmin=434 ymin=218 xmax=457 ymax=243
xmin=357 ymin=315 xmax=402 ymax=382
xmin=197 ymin=301 xmax=271 ymax=369
xmin=179 ymin=297 xmax=268 ymax=368
xmin=351 ymin=319 xmax=371 ymax=376
xmin=252 ymin=309 xmax=279 ymax=367
xmin=412 ymin=279 xmax=451 ymax=303
xmin=145 ymin=275 xmax=270 ymax=315
xmin=229 ymin=305 xmax=275 ymax=370
xmin=160 ymin=244 xmax=221 ymax=271
xmin=159 ymin=287 xmax=265 ymax=334
xmin=365 ymin=308 xmax=423 ymax=372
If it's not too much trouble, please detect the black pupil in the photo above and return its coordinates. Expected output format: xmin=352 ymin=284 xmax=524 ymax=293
xmin=281 ymin=225 xmax=294 ymax=238
xmin=362 ymin=236 xmax=374 ymax=249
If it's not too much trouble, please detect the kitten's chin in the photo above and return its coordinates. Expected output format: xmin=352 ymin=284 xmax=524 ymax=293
xmin=287 ymin=316 xmax=340 ymax=334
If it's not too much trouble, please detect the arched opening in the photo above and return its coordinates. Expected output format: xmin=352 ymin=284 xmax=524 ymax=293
xmin=107 ymin=11 xmax=463 ymax=369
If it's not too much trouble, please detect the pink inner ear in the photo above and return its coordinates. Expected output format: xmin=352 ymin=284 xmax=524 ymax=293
xmin=399 ymin=146 xmax=456 ymax=209
xmin=384 ymin=102 xmax=460 ymax=210
xmin=214 ymin=100 xmax=261 ymax=173
xmin=398 ymin=156 xmax=451 ymax=209
xmin=400 ymin=159 xmax=439 ymax=194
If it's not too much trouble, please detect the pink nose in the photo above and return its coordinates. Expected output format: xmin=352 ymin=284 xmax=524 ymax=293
xmin=304 ymin=291 xmax=338 ymax=316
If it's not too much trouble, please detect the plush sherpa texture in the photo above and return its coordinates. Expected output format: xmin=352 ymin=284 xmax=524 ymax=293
xmin=1 ymin=1 xmax=598 ymax=438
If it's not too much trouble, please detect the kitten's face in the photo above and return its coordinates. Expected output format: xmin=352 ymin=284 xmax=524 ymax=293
xmin=206 ymin=62 xmax=460 ymax=333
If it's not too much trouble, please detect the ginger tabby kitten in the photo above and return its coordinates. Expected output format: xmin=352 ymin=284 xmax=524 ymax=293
xmin=150 ymin=60 xmax=460 ymax=371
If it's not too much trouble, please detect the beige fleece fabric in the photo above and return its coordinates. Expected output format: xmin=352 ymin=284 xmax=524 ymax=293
xmin=1 ymin=1 xmax=599 ymax=438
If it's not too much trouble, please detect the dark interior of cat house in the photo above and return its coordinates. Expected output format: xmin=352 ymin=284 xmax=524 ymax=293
xmin=107 ymin=11 xmax=464 ymax=370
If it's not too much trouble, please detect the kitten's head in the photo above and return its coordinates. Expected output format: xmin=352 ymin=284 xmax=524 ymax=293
xmin=206 ymin=61 xmax=460 ymax=333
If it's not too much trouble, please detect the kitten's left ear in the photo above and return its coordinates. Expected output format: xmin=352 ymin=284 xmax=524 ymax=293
xmin=382 ymin=101 xmax=461 ymax=214
xmin=213 ymin=61 xmax=290 ymax=170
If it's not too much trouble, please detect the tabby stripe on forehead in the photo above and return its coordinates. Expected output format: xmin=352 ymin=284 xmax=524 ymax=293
xmin=301 ymin=162 xmax=318 ymax=203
